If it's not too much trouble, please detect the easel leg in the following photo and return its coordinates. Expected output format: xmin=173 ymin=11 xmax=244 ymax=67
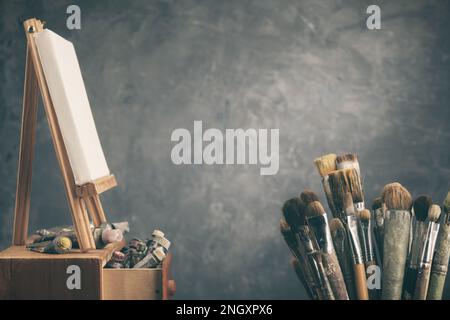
xmin=85 ymin=195 xmax=107 ymax=227
xmin=12 ymin=48 xmax=39 ymax=245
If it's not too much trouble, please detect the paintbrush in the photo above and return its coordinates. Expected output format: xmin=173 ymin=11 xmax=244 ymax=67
xmin=403 ymin=195 xmax=432 ymax=299
xmin=282 ymin=198 xmax=334 ymax=300
xmin=414 ymin=204 xmax=441 ymax=300
xmin=372 ymin=197 xmax=384 ymax=264
xmin=343 ymin=168 xmax=365 ymax=212
xmin=381 ymin=182 xmax=412 ymax=300
xmin=280 ymin=217 xmax=319 ymax=300
xmin=328 ymin=169 xmax=348 ymax=221
xmin=313 ymin=154 xmax=339 ymax=218
xmin=343 ymin=192 xmax=369 ymax=300
xmin=428 ymin=191 xmax=450 ymax=300
xmin=358 ymin=208 xmax=379 ymax=299
xmin=329 ymin=218 xmax=356 ymax=299
xmin=306 ymin=200 xmax=349 ymax=300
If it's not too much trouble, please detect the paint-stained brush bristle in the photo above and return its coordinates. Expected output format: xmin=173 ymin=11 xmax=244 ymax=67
xmin=372 ymin=197 xmax=382 ymax=211
xmin=305 ymin=201 xmax=326 ymax=217
xmin=282 ymin=198 xmax=306 ymax=231
xmin=428 ymin=204 xmax=441 ymax=223
xmin=328 ymin=170 xmax=348 ymax=214
xmin=300 ymin=189 xmax=320 ymax=205
xmin=313 ymin=154 xmax=337 ymax=177
xmin=413 ymin=195 xmax=432 ymax=222
xmin=443 ymin=191 xmax=450 ymax=214
xmin=382 ymin=183 xmax=412 ymax=211
xmin=343 ymin=168 xmax=364 ymax=204
xmin=329 ymin=218 xmax=344 ymax=233
xmin=343 ymin=192 xmax=355 ymax=216
xmin=336 ymin=153 xmax=360 ymax=173
xmin=358 ymin=209 xmax=371 ymax=221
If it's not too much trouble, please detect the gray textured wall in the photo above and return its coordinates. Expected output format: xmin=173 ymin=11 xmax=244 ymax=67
xmin=0 ymin=0 xmax=449 ymax=299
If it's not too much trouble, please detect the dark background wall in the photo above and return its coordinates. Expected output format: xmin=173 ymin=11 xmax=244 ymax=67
xmin=0 ymin=0 xmax=449 ymax=299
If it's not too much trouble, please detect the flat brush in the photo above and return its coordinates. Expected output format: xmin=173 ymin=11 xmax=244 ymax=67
xmin=306 ymin=201 xmax=349 ymax=300
xmin=344 ymin=192 xmax=369 ymax=300
xmin=328 ymin=169 xmax=347 ymax=220
xmin=313 ymin=154 xmax=339 ymax=218
xmin=414 ymin=204 xmax=441 ymax=300
xmin=358 ymin=209 xmax=379 ymax=299
xmin=381 ymin=183 xmax=412 ymax=300
xmin=372 ymin=197 xmax=384 ymax=264
xmin=280 ymin=217 xmax=318 ymax=300
xmin=403 ymin=195 xmax=432 ymax=299
xmin=330 ymin=218 xmax=356 ymax=299
xmin=282 ymin=198 xmax=334 ymax=300
xmin=428 ymin=191 xmax=450 ymax=300
xmin=343 ymin=168 xmax=365 ymax=212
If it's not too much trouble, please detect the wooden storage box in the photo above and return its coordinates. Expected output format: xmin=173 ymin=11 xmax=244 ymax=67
xmin=0 ymin=243 xmax=175 ymax=300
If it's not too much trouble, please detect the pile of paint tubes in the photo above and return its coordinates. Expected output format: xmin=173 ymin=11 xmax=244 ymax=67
xmin=105 ymin=230 xmax=171 ymax=269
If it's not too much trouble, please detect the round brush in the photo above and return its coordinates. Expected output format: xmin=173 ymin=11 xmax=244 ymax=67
xmin=403 ymin=195 xmax=432 ymax=299
xmin=282 ymin=198 xmax=334 ymax=300
xmin=329 ymin=218 xmax=356 ymax=299
xmin=381 ymin=182 xmax=412 ymax=300
xmin=358 ymin=209 xmax=379 ymax=299
xmin=414 ymin=204 xmax=441 ymax=300
xmin=306 ymin=201 xmax=349 ymax=300
xmin=343 ymin=192 xmax=369 ymax=300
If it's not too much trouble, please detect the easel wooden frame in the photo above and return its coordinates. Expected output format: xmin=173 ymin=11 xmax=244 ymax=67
xmin=12 ymin=18 xmax=117 ymax=252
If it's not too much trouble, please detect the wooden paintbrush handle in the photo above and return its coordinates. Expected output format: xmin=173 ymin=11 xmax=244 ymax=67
xmin=323 ymin=252 xmax=349 ymax=300
xmin=353 ymin=263 xmax=369 ymax=300
xmin=414 ymin=264 xmax=432 ymax=300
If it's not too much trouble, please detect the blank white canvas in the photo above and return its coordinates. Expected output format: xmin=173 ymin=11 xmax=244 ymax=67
xmin=34 ymin=29 xmax=110 ymax=185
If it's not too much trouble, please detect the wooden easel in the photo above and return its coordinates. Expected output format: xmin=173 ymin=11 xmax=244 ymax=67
xmin=12 ymin=18 xmax=117 ymax=252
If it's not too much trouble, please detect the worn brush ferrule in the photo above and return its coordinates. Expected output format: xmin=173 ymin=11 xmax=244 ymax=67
xmin=374 ymin=208 xmax=384 ymax=228
xmin=409 ymin=222 xmax=427 ymax=269
xmin=346 ymin=215 xmax=363 ymax=264
xmin=421 ymin=222 xmax=440 ymax=265
xmin=297 ymin=226 xmax=315 ymax=254
xmin=354 ymin=202 xmax=365 ymax=212
xmin=307 ymin=214 xmax=334 ymax=254
xmin=359 ymin=218 xmax=374 ymax=263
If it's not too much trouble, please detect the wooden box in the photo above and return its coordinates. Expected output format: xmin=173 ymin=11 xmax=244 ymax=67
xmin=0 ymin=243 xmax=175 ymax=300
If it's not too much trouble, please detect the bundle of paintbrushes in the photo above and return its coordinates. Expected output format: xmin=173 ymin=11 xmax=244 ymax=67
xmin=280 ymin=153 xmax=450 ymax=300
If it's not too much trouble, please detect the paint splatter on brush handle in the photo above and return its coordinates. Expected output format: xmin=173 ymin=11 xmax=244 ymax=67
xmin=323 ymin=252 xmax=349 ymax=300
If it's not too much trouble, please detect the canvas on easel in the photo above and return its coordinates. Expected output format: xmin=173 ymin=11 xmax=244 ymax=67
xmin=13 ymin=18 xmax=117 ymax=252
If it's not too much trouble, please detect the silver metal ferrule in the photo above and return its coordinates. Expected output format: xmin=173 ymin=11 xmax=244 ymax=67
xmin=354 ymin=202 xmax=365 ymax=212
xmin=420 ymin=222 xmax=440 ymax=265
xmin=307 ymin=213 xmax=334 ymax=254
xmin=346 ymin=215 xmax=363 ymax=264
xmin=359 ymin=218 xmax=374 ymax=263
